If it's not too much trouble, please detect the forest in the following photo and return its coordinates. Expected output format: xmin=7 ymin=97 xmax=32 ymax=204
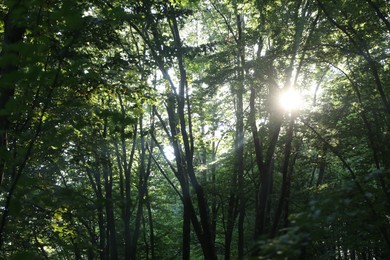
xmin=0 ymin=0 xmax=389 ymax=259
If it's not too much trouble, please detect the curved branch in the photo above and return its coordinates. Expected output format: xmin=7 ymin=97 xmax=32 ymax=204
xmin=366 ymin=0 xmax=390 ymax=32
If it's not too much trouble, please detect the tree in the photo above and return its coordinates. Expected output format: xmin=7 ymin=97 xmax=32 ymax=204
xmin=0 ymin=0 xmax=389 ymax=259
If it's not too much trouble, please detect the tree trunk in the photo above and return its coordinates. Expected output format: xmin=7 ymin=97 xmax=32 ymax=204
xmin=93 ymin=168 xmax=107 ymax=260
xmin=316 ymin=146 xmax=327 ymax=187
xmin=0 ymin=3 xmax=26 ymax=250
xmin=253 ymin=0 xmax=306 ymax=239
xmin=0 ymin=2 xmax=26 ymax=187
xmin=255 ymin=160 xmax=275 ymax=238
xmin=103 ymin=155 xmax=119 ymax=260
xmin=235 ymin=11 xmax=246 ymax=259
xmin=124 ymin=125 xmax=137 ymax=260
xmin=182 ymin=188 xmax=191 ymax=260
xmin=271 ymin=116 xmax=295 ymax=237
xmin=101 ymin=113 xmax=118 ymax=260
xmin=168 ymin=11 xmax=217 ymax=259
xmin=145 ymin=188 xmax=155 ymax=260
xmin=131 ymin=117 xmax=153 ymax=260
xmin=283 ymin=147 xmax=299 ymax=229
xmin=211 ymin=140 xmax=218 ymax=244
xmin=224 ymin=194 xmax=238 ymax=260
xmin=136 ymin=5 xmax=217 ymax=259
xmin=116 ymin=94 xmax=138 ymax=260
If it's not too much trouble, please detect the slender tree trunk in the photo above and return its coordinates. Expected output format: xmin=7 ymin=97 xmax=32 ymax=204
xmin=0 ymin=2 xmax=26 ymax=186
xmin=254 ymin=110 xmax=282 ymax=238
xmin=237 ymin=197 xmax=245 ymax=258
xmin=255 ymin=160 xmax=274 ymax=238
xmin=182 ymin=186 xmax=191 ymax=260
xmin=283 ymin=145 xmax=299 ymax=229
xmin=271 ymin=116 xmax=295 ymax=237
xmin=170 ymin=11 xmax=217 ymax=259
xmin=165 ymin=91 xmax=191 ymax=260
xmin=235 ymin=10 xmax=246 ymax=259
xmin=124 ymin=126 xmax=137 ymax=260
xmin=254 ymin=0 xmax=306 ymax=239
xmin=225 ymin=7 xmax=247 ymax=258
xmin=131 ymin=184 xmax=145 ymax=260
xmin=249 ymin=58 xmax=266 ymax=239
xmin=135 ymin=5 xmax=217 ymax=258
xmin=101 ymin=112 xmax=118 ymax=260
xmin=0 ymin=4 xmax=25 ymax=250
xmin=94 ymin=168 xmax=107 ymax=260
xmin=316 ymin=146 xmax=327 ymax=187
xmin=131 ymin=116 xmax=153 ymax=260
xmin=102 ymin=155 xmax=119 ymax=260
xmin=224 ymin=194 xmax=238 ymax=260
xmin=71 ymin=237 xmax=82 ymax=260
xmin=118 ymin=118 xmax=137 ymax=260
xmin=145 ymin=188 xmax=155 ymax=259
xmin=85 ymin=160 xmax=106 ymax=260
xmin=211 ymin=140 xmax=218 ymax=244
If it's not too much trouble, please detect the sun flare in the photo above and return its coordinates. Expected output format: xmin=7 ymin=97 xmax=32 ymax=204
xmin=279 ymin=88 xmax=303 ymax=112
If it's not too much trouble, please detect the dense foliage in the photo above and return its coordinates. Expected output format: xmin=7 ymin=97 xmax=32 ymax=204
xmin=0 ymin=0 xmax=389 ymax=259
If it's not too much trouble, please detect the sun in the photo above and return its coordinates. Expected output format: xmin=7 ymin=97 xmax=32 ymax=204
xmin=163 ymin=145 xmax=176 ymax=161
xmin=279 ymin=88 xmax=303 ymax=112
